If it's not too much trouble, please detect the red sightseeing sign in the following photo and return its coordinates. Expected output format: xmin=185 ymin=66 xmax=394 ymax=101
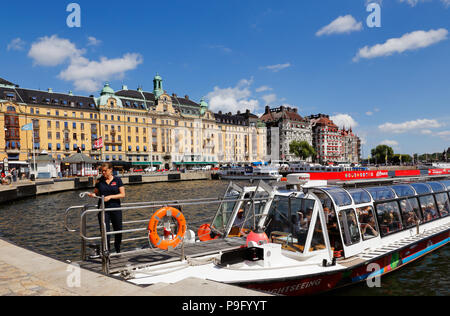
xmin=428 ymin=168 xmax=450 ymax=175
xmin=309 ymin=170 xmax=389 ymax=181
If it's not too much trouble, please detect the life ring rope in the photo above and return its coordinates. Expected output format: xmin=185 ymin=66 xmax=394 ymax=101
xmin=148 ymin=207 xmax=187 ymax=250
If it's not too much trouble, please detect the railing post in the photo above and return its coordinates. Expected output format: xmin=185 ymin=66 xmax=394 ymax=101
xmin=80 ymin=205 xmax=88 ymax=261
xmin=100 ymin=196 xmax=110 ymax=274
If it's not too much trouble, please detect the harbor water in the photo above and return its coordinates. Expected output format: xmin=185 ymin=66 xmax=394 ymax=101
xmin=0 ymin=180 xmax=448 ymax=296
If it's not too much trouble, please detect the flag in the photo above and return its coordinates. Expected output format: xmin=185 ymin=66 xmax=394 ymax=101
xmin=21 ymin=123 xmax=33 ymax=131
xmin=94 ymin=137 xmax=104 ymax=150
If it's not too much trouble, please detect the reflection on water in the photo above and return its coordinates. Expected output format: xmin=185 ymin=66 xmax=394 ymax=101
xmin=0 ymin=179 xmax=448 ymax=296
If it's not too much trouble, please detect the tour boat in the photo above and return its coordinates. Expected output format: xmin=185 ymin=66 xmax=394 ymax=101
xmin=284 ymin=161 xmax=367 ymax=174
xmin=69 ymin=173 xmax=450 ymax=296
xmin=218 ymin=165 xmax=282 ymax=181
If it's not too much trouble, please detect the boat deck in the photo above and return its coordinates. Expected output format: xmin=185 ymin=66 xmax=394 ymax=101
xmin=77 ymin=238 xmax=246 ymax=275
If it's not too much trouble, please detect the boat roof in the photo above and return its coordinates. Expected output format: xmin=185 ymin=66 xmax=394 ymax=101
xmin=314 ymin=179 xmax=450 ymax=207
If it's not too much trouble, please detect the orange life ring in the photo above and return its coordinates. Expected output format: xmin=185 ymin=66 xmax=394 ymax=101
xmin=148 ymin=207 xmax=187 ymax=250
xmin=197 ymin=223 xmax=219 ymax=242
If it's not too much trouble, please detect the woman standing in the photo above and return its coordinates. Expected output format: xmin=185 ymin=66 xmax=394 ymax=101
xmin=89 ymin=163 xmax=126 ymax=254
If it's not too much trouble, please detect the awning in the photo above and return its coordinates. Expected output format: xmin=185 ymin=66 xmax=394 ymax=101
xmin=173 ymin=162 xmax=218 ymax=165
xmin=132 ymin=162 xmax=162 ymax=166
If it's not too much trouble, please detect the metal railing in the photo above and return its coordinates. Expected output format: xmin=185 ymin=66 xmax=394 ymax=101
xmin=64 ymin=192 xmax=270 ymax=274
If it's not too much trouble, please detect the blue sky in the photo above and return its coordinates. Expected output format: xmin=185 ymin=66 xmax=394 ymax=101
xmin=1 ymin=0 xmax=449 ymax=156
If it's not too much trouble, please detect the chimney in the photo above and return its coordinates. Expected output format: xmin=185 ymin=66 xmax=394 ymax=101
xmin=218 ymin=111 xmax=222 ymax=115
xmin=122 ymin=85 xmax=128 ymax=90
xmin=172 ymin=93 xmax=177 ymax=97
xmin=246 ymin=109 xmax=250 ymax=114
xmin=237 ymin=111 xmax=241 ymax=115
xmin=48 ymin=88 xmax=53 ymax=93
xmin=185 ymin=95 xmax=189 ymax=100
xmin=265 ymin=106 xmax=270 ymax=114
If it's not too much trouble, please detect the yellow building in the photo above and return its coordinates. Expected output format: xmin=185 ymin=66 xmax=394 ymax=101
xmin=0 ymin=75 xmax=267 ymax=171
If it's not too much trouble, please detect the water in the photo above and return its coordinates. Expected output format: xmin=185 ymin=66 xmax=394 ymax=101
xmin=0 ymin=180 xmax=448 ymax=296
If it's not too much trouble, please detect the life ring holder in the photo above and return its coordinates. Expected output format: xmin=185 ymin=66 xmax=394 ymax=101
xmin=148 ymin=207 xmax=187 ymax=250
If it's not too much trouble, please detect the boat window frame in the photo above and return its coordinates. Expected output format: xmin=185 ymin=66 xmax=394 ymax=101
xmin=211 ymin=182 xmax=244 ymax=235
xmin=427 ymin=182 xmax=446 ymax=193
xmin=374 ymin=199 xmax=404 ymax=237
xmin=319 ymin=187 xmax=353 ymax=207
xmin=418 ymin=194 xmax=440 ymax=223
xmin=434 ymin=192 xmax=450 ymax=218
xmin=263 ymin=194 xmax=318 ymax=254
xmin=355 ymin=205 xmax=380 ymax=241
xmin=338 ymin=208 xmax=362 ymax=247
xmin=347 ymin=188 xmax=372 ymax=205
xmin=398 ymin=197 xmax=422 ymax=229
xmin=391 ymin=184 xmax=415 ymax=198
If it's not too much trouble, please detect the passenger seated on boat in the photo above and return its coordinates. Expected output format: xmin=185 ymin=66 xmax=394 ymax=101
xmin=357 ymin=207 xmax=378 ymax=239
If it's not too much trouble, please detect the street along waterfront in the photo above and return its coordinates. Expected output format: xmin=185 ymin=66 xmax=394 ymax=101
xmin=0 ymin=180 xmax=448 ymax=296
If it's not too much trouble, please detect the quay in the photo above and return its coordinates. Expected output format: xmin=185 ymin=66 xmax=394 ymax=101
xmin=0 ymin=171 xmax=213 ymax=204
xmin=0 ymin=238 xmax=269 ymax=296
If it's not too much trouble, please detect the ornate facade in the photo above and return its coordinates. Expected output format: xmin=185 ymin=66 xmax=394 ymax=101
xmin=0 ymin=75 xmax=267 ymax=170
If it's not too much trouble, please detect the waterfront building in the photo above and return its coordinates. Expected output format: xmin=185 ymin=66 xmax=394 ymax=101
xmin=307 ymin=114 xmax=361 ymax=164
xmin=0 ymin=75 xmax=267 ymax=171
xmin=260 ymin=106 xmax=312 ymax=162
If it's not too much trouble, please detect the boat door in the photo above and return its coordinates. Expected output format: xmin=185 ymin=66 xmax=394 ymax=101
xmin=313 ymin=188 xmax=364 ymax=258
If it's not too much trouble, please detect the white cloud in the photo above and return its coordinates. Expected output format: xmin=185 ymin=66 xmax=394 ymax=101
xmin=378 ymin=118 xmax=443 ymax=134
xmin=381 ymin=139 xmax=399 ymax=147
xmin=330 ymin=114 xmax=359 ymax=129
xmin=398 ymin=0 xmax=450 ymax=7
xmin=316 ymin=15 xmax=363 ymax=37
xmin=436 ymin=130 xmax=450 ymax=139
xmin=262 ymin=94 xmax=277 ymax=105
xmin=207 ymin=45 xmax=232 ymax=53
xmin=28 ymin=35 xmax=84 ymax=66
xmin=260 ymin=63 xmax=291 ymax=72
xmin=255 ymin=85 xmax=272 ymax=93
xmin=59 ymin=53 xmax=143 ymax=92
xmin=87 ymin=36 xmax=102 ymax=47
xmin=206 ymin=78 xmax=260 ymax=113
xmin=354 ymin=28 xmax=448 ymax=61
xmin=366 ymin=111 xmax=374 ymax=116
xmin=27 ymin=35 xmax=143 ymax=93
xmin=7 ymin=38 xmax=26 ymax=51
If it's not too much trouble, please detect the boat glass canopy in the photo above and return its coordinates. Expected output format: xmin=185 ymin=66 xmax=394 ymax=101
xmin=391 ymin=185 xmax=415 ymax=198
xmin=427 ymin=182 xmax=446 ymax=193
xmin=347 ymin=188 xmax=371 ymax=204
xmin=365 ymin=187 xmax=395 ymax=201
xmin=410 ymin=183 xmax=432 ymax=195
xmin=320 ymin=188 xmax=352 ymax=206
xmin=440 ymin=180 xmax=450 ymax=190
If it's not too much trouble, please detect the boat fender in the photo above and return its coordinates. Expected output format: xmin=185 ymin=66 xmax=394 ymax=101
xmin=245 ymin=230 xmax=269 ymax=247
xmin=148 ymin=207 xmax=187 ymax=250
xmin=197 ymin=224 xmax=220 ymax=242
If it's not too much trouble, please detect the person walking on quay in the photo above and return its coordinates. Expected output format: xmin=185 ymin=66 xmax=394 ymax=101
xmin=89 ymin=162 xmax=126 ymax=254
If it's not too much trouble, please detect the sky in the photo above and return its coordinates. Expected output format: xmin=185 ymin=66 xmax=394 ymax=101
xmin=1 ymin=0 xmax=449 ymax=157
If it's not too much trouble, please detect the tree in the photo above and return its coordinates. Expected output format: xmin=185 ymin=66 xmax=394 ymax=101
xmin=371 ymin=145 xmax=394 ymax=164
xmin=290 ymin=141 xmax=316 ymax=161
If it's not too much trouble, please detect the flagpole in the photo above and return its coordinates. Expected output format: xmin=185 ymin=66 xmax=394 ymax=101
xmin=32 ymin=126 xmax=36 ymax=177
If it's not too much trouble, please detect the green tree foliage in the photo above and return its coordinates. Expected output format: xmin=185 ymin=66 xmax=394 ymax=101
xmin=290 ymin=141 xmax=316 ymax=160
xmin=371 ymin=145 xmax=394 ymax=164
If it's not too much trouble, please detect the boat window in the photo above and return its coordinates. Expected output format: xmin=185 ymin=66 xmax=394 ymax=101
xmin=411 ymin=183 xmax=431 ymax=195
xmin=433 ymin=193 xmax=449 ymax=218
xmin=321 ymin=188 xmax=352 ymax=207
xmin=313 ymin=191 xmax=343 ymax=253
xmin=418 ymin=195 xmax=439 ymax=223
xmin=212 ymin=188 xmax=241 ymax=234
xmin=338 ymin=209 xmax=361 ymax=246
xmin=398 ymin=198 xmax=422 ymax=229
xmin=309 ymin=213 xmax=326 ymax=252
xmin=391 ymin=185 xmax=415 ymax=198
xmin=427 ymin=182 xmax=446 ymax=193
xmin=265 ymin=196 xmax=315 ymax=253
xmin=356 ymin=206 xmax=379 ymax=240
xmin=348 ymin=188 xmax=371 ymax=204
xmin=375 ymin=201 xmax=403 ymax=236
xmin=366 ymin=187 xmax=395 ymax=201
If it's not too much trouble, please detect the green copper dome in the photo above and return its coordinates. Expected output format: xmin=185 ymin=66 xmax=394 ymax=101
xmin=100 ymin=82 xmax=115 ymax=96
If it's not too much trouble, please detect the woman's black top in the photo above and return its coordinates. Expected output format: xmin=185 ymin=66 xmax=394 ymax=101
xmin=95 ymin=176 xmax=124 ymax=209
